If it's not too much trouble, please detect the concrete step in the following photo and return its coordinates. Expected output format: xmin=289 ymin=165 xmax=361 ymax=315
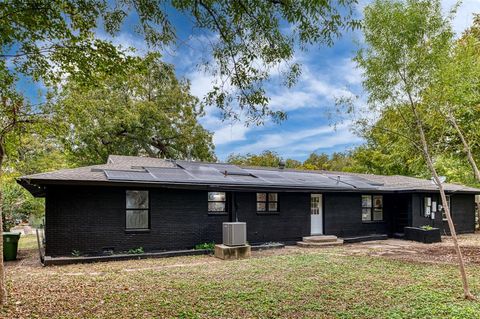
xmin=343 ymin=234 xmax=388 ymax=243
xmin=302 ymin=235 xmax=339 ymax=243
xmin=297 ymin=239 xmax=344 ymax=248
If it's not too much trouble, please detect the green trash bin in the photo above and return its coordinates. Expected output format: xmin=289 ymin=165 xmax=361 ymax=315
xmin=3 ymin=232 xmax=21 ymax=261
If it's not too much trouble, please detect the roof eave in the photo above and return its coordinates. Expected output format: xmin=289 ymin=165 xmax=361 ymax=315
xmin=18 ymin=178 xmax=480 ymax=195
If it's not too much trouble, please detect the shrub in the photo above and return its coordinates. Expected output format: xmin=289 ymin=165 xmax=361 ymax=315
xmin=195 ymin=242 xmax=215 ymax=250
xmin=128 ymin=247 xmax=144 ymax=254
xmin=71 ymin=250 xmax=81 ymax=257
xmin=420 ymin=225 xmax=434 ymax=231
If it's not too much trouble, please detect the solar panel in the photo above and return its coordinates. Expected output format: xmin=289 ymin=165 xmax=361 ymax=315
xmin=147 ymin=167 xmax=197 ymax=182
xmin=103 ymin=161 xmax=382 ymax=190
xmin=175 ymin=161 xmax=256 ymax=181
xmin=104 ymin=170 xmax=155 ymax=182
xmin=213 ymin=164 xmax=253 ymax=176
xmin=281 ymin=171 xmax=344 ymax=188
xmin=322 ymin=173 xmax=382 ymax=189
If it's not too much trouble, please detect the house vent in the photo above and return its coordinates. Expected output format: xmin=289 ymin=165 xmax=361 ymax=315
xmin=222 ymin=222 xmax=247 ymax=246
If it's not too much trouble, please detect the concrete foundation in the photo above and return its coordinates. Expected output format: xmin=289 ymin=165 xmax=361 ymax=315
xmin=214 ymin=244 xmax=251 ymax=260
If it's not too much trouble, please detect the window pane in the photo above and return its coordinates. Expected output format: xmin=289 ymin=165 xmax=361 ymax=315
xmin=268 ymin=202 xmax=278 ymax=212
xmin=373 ymin=208 xmax=383 ymax=221
xmin=311 ymin=194 xmax=320 ymax=214
xmin=208 ymin=192 xmax=226 ymax=202
xmin=373 ymin=196 xmax=382 ymax=208
xmin=268 ymin=193 xmax=278 ymax=202
xmin=256 ymin=193 xmax=266 ymax=201
xmin=257 ymin=202 xmax=266 ymax=211
xmin=208 ymin=202 xmax=226 ymax=212
xmin=362 ymin=195 xmax=372 ymax=208
xmin=126 ymin=209 xmax=148 ymax=229
xmin=362 ymin=208 xmax=371 ymax=221
xmin=126 ymin=191 xmax=149 ymax=209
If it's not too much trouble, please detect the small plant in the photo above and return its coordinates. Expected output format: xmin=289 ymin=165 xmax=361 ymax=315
xmin=127 ymin=247 xmax=144 ymax=254
xmin=420 ymin=225 xmax=434 ymax=231
xmin=195 ymin=242 xmax=215 ymax=250
xmin=71 ymin=250 xmax=81 ymax=257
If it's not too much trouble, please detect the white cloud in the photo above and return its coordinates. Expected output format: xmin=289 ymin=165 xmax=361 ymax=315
xmin=188 ymin=69 xmax=214 ymax=99
xmin=233 ymin=122 xmax=360 ymax=155
xmin=338 ymin=58 xmax=363 ymax=85
xmin=213 ymin=123 xmax=250 ymax=145
xmin=267 ymin=66 xmax=357 ymax=112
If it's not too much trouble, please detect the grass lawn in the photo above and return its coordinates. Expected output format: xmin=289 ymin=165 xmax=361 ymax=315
xmin=17 ymin=234 xmax=38 ymax=250
xmin=3 ymin=240 xmax=480 ymax=319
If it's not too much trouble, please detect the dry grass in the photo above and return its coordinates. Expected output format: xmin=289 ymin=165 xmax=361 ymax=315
xmin=3 ymin=236 xmax=480 ymax=318
xmin=17 ymin=234 xmax=38 ymax=250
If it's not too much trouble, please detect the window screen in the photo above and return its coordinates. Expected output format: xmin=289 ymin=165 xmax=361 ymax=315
xmin=257 ymin=193 xmax=279 ymax=213
xmin=126 ymin=190 xmax=149 ymax=229
xmin=362 ymin=195 xmax=383 ymax=222
xmin=208 ymin=192 xmax=227 ymax=213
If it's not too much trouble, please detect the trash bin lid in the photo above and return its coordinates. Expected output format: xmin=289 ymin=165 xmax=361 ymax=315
xmin=2 ymin=232 xmax=21 ymax=237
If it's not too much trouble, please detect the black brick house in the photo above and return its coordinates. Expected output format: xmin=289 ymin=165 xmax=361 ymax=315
xmin=18 ymin=155 xmax=480 ymax=257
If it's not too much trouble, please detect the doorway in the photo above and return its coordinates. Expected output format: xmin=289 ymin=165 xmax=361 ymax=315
xmin=311 ymin=194 xmax=323 ymax=235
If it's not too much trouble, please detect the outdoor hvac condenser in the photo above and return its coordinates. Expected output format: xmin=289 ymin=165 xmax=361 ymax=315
xmin=222 ymin=222 xmax=247 ymax=246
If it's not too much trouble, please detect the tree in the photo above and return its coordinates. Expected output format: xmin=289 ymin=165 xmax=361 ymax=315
xmin=356 ymin=0 xmax=475 ymax=299
xmin=2 ymin=0 xmax=360 ymax=123
xmin=54 ymin=53 xmax=215 ymax=165
xmin=1 ymin=131 xmax=71 ymax=232
xmin=424 ymin=21 xmax=480 ymax=183
xmin=303 ymin=153 xmax=330 ymax=170
xmin=350 ymin=106 xmax=430 ymax=177
xmin=349 ymin=14 xmax=480 ymax=188
xmin=227 ymin=151 xmax=284 ymax=167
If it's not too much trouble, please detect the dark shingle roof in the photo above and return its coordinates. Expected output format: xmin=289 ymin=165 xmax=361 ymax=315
xmin=18 ymin=155 xmax=480 ymax=194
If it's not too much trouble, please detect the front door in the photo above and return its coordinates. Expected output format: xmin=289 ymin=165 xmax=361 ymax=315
xmin=311 ymin=194 xmax=323 ymax=235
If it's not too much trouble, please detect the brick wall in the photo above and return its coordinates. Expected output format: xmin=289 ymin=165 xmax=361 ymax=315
xmin=44 ymin=185 xmax=476 ymax=256
xmin=324 ymin=193 xmax=389 ymax=237
xmin=45 ymin=186 xmax=229 ymax=256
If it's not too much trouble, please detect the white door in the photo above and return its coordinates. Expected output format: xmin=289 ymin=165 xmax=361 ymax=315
xmin=311 ymin=194 xmax=323 ymax=235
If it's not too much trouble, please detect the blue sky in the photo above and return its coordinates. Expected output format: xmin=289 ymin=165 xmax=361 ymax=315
xmin=18 ymin=0 xmax=480 ymax=162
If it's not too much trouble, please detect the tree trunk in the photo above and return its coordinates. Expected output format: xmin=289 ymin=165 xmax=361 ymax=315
xmin=412 ymin=106 xmax=475 ymax=300
xmin=0 ymin=140 xmax=6 ymax=305
xmin=447 ymin=112 xmax=480 ymax=182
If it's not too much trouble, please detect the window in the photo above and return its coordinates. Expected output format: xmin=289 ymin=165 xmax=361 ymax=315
xmin=126 ymin=190 xmax=149 ymax=230
xmin=442 ymin=195 xmax=451 ymax=221
xmin=208 ymin=192 xmax=227 ymax=213
xmin=257 ymin=193 xmax=279 ymax=213
xmin=362 ymin=195 xmax=383 ymax=222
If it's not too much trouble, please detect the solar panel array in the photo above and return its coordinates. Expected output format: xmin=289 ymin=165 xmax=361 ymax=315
xmin=103 ymin=161 xmax=382 ymax=190
xmin=104 ymin=170 xmax=155 ymax=182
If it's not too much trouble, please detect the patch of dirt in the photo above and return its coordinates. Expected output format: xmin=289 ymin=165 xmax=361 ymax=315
xmin=400 ymin=245 xmax=480 ymax=265
xmin=339 ymin=235 xmax=480 ymax=265
xmin=5 ymin=249 xmax=42 ymax=268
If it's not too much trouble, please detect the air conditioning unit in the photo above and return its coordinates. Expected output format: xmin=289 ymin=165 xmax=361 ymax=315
xmin=222 ymin=222 xmax=247 ymax=246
